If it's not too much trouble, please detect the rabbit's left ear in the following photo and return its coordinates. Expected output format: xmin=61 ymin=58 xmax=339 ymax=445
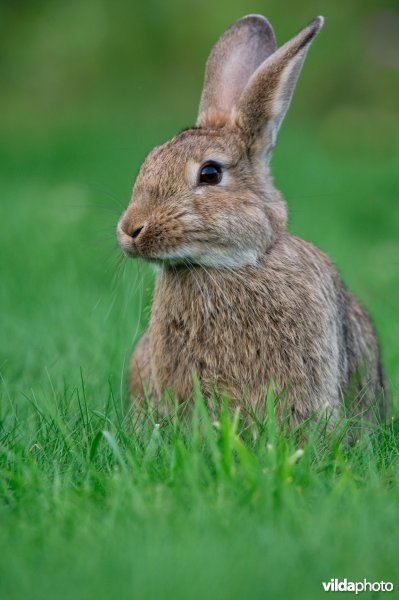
xmin=197 ymin=15 xmax=276 ymax=128
xmin=233 ymin=17 xmax=324 ymax=161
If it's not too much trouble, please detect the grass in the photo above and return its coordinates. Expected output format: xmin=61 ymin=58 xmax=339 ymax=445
xmin=1 ymin=118 xmax=398 ymax=599
xmin=1 ymin=382 xmax=399 ymax=599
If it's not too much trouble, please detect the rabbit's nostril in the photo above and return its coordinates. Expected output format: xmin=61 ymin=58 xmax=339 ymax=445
xmin=130 ymin=225 xmax=144 ymax=239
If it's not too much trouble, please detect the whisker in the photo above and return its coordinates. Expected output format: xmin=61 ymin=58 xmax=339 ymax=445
xmin=197 ymin=263 xmax=232 ymax=309
xmin=182 ymin=259 xmax=210 ymax=316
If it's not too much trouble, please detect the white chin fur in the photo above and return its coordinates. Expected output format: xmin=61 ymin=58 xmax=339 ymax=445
xmin=157 ymin=245 xmax=258 ymax=269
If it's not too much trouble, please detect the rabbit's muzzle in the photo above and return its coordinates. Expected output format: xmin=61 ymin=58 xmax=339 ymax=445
xmin=117 ymin=205 xmax=186 ymax=261
xmin=116 ymin=222 xmax=142 ymax=257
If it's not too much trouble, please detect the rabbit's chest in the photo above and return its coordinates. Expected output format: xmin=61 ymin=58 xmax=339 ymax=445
xmin=150 ymin=308 xmax=261 ymax=400
xmin=148 ymin=272 xmax=319 ymax=401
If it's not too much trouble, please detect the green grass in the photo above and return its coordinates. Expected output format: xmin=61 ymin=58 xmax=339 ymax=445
xmin=1 ymin=119 xmax=398 ymax=599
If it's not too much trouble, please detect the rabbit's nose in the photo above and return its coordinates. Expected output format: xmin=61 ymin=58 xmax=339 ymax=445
xmin=130 ymin=225 xmax=145 ymax=239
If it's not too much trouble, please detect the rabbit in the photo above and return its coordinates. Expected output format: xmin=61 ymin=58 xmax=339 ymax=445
xmin=117 ymin=15 xmax=388 ymax=425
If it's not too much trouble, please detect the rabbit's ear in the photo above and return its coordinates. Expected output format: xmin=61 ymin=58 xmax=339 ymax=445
xmin=197 ymin=15 xmax=276 ymax=128
xmin=233 ymin=17 xmax=323 ymax=161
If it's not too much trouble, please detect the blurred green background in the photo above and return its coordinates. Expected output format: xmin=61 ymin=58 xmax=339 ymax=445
xmin=1 ymin=0 xmax=398 ymax=399
xmin=0 ymin=2 xmax=399 ymax=599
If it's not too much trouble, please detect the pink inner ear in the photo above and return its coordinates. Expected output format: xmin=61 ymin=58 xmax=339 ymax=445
xmin=219 ymin=46 xmax=264 ymax=116
xmin=197 ymin=15 xmax=277 ymax=127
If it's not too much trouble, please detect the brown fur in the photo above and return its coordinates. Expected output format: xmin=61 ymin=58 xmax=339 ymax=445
xmin=117 ymin=15 xmax=388 ymax=425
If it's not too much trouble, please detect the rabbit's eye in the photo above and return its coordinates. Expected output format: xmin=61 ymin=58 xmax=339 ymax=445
xmin=198 ymin=161 xmax=222 ymax=186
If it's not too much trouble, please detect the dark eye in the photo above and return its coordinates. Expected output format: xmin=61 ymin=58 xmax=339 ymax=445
xmin=198 ymin=161 xmax=222 ymax=186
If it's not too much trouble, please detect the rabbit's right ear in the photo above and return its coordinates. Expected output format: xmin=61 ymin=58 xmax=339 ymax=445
xmin=232 ymin=17 xmax=324 ymax=161
xmin=197 ymin=15 xmax=276 ymax=128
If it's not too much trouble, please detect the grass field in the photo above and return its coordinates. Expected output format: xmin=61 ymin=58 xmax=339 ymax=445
xmin=1 ymin=115 xmax=398 ymax=599
xmin=2 ymin=3 xmax=399 ymax=597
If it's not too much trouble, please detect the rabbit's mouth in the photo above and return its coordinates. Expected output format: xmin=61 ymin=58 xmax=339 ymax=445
xmin=116 ymin=225 xmax=141 ymax=258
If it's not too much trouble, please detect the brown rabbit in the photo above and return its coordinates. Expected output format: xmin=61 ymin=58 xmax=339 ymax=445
xmin=117 ymin=15 xmax=387 ymax=424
